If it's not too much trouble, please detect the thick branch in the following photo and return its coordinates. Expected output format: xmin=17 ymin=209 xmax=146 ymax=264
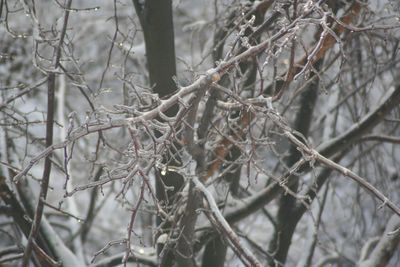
xmin=357 ymin=215 xmax=400 ymax=267
xmin=193 ymin=177 xmax=264 ymax=267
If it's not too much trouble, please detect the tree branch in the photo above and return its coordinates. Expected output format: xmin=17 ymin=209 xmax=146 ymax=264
xmin=357 ymin=215 xmax=400 ymax=267
xmin=22 ymin=0 xmax=73 ymax=265
xmin=193 ymin=177 xmax=264 ymax=267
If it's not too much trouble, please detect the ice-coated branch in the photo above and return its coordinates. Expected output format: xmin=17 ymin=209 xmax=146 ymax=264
xmin=13 ymin=6 xmax=306 ymax=184
xmin=357 ymin=215 xmax=400 ymax=267
xmin=193 ymin=177 xmax=264 ymax=267
xmin=90 ymin=248 xmax=156 ymax=267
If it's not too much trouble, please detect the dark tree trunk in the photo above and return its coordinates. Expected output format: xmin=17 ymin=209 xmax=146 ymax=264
xmin=267 ymin=59 xmax=323 ymax=266
xmin=201 ymin=235 xmax=227 ymax=267
xmin=133 ymin=0 xmax=177 ymax=101
xmin=132 ymin=2 xmax=183 ymax=266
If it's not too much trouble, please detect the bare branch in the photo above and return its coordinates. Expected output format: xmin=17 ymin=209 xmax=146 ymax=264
xmin=193 ymin=177 xmax=263 ymax=267
xmin=357 ymin=215 xmax=400 ymax=267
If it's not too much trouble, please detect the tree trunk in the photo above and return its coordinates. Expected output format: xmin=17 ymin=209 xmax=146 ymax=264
xmin=132 ymin=2 xmax=183 ymax=266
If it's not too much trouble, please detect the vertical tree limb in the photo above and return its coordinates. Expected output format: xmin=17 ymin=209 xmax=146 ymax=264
xmin=22 ymin=1 xmax=73 ymax=265
xmin=132 ymin=1 xmax=183 ymax=266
